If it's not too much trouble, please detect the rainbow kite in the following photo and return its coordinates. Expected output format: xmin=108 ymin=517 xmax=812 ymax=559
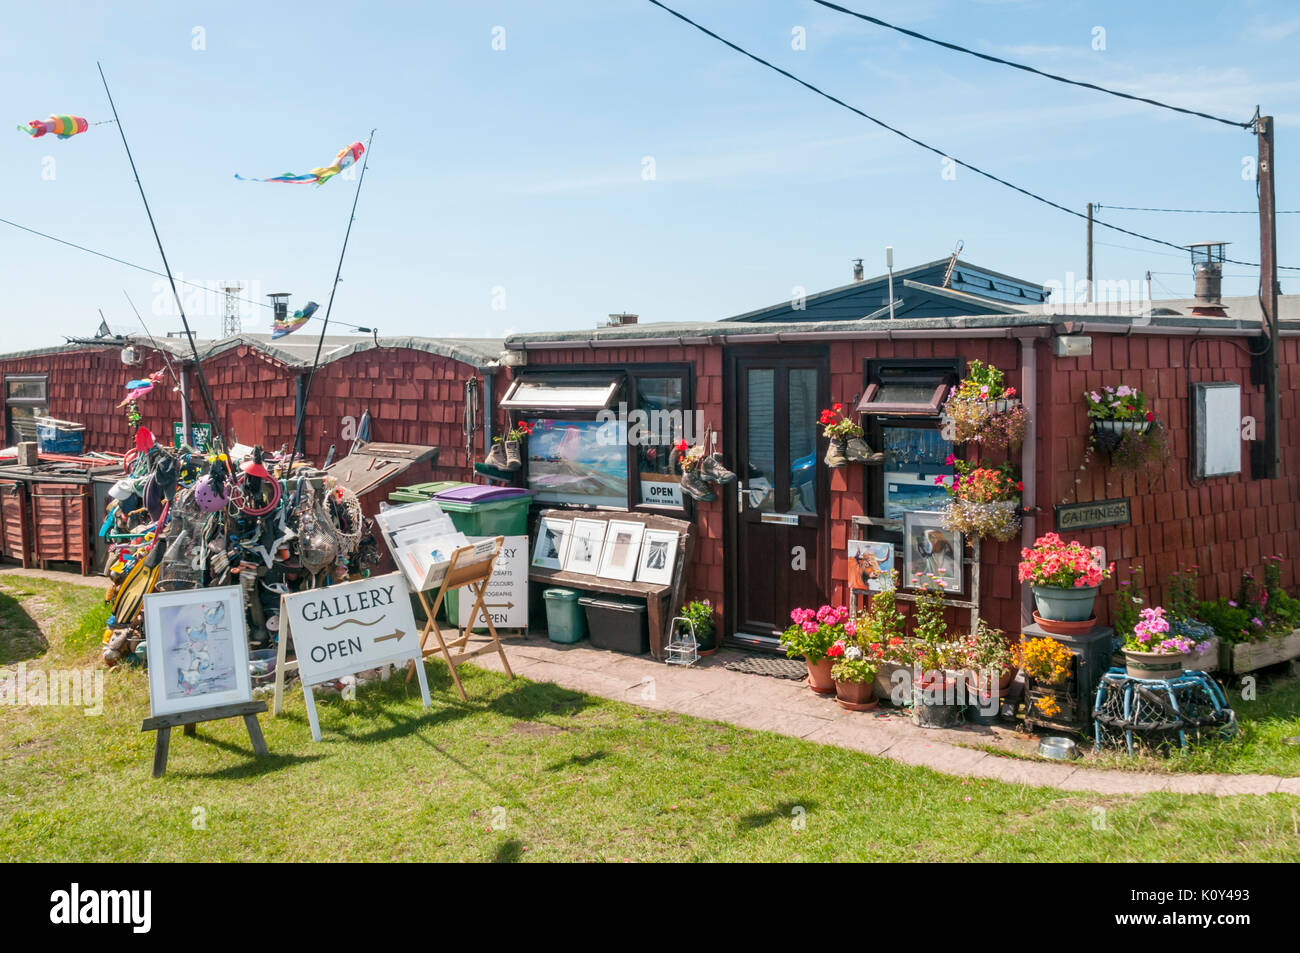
xmin=235 ymin=141 xmax=364 ymax=186
xmin=272 ymin=301 xmax=319 ymax=339
xmin=18 ymin=114 xmax=89 ymax=139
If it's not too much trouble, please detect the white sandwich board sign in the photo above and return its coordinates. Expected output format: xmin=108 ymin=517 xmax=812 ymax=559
xmin=458 ymin=535 xmax=529 ymax=630
xmin=274 ymin=571 xmax=430 ymax=741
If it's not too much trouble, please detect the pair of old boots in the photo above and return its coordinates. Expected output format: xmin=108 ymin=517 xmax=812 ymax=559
xmin=825 ymin=437 xmax=884 ymax=468
xmin=483 ymin=438 xmax=522 ymax=472
xmin=680 ymin=452 xmax=735 ymax=502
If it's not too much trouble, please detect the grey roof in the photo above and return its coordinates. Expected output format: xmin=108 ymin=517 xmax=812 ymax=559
xmin=0 ymin=332 xmax=505 ymax=371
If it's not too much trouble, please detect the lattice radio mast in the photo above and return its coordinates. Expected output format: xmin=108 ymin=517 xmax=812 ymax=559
xmin=221 ymin=282 xmax=242 ymax=336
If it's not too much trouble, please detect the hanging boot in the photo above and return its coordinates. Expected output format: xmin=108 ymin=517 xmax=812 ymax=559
xmin=484 ymin=439 xmax=509 ymax=470
xmin=824 ymin=438 xmax=848 ymax=468
xmin=699 ymin=452 xmax=737 ymax=484
xmin=504 ymin=438 xmax=523 ymax=471
xmin=680 ymin=467 xmax=716 ymax=502
xmin=845 ymin=437 xmax=885 ymax=465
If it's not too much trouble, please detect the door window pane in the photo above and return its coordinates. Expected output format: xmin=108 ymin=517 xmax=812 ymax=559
xmin=788 ymin=368 xmax=818 ymax=514
xmin=746 ymin=369 xmax=775 ymax=512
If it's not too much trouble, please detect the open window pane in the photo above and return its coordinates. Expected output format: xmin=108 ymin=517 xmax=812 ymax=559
xmin=857 ymin=368 xmax=954 ymax=416
xmin=500 ymin=374 xmax=620 ymax=412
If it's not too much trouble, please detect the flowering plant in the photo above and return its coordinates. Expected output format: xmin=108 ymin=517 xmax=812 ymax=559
xmin=1017 ymin=532 xmax=1114 ymax=589
xmin=782 ymin=604 xmax=854 ymax=664
xmin=677 ymin=599 xmax=716 ymax=650
xmin=673 ymin=439 xmax=707 ymax=472
xmin=829 ymin=637 xmax=885 ymax=684
xmin=937 ymin=459 xmax=1022 ymax=542
xmin=818 ymin=403 xmax=863 ymax=441
xmin=495 ymin=420 xmax=534 ymax=443
xmin=944 ymin=361 xmax=1025 ymax=448
xmin=962 ymin=620 xmax=1014 ymax=675
xmin=1083 ymin=385 xmax=1154 ymax=423
xmin=1122 ymin=605 xmax=1206 ymax=655
xmin=1013 ymin=636 xmax=1073 ymax=686
xmin=950 ymin=360 xmax=1016 ymax=403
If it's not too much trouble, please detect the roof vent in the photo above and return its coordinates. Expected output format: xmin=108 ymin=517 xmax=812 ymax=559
xmin=852 ymin=258 xmax=864 ymax=282
xmin=267 ymin=292 xmax=290 ymax=325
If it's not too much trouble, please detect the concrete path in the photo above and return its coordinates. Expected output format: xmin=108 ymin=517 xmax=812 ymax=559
xmin=470 ymin=633 xmax=1300 ymax=798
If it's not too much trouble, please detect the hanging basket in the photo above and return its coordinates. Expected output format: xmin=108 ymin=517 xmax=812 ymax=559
xmin=942 ymin=398 xmax=1027 ymax=449
xmin=941 ymin=498 xmax=1021 ymax=542
xmin=1091 ymin=418 xmax=1152 ymax=454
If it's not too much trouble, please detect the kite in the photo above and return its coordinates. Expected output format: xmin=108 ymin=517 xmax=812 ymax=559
xmin=235 ymin=141 xmax=365 ymax=186
xmin=118 ymin=369 xmax=166 ymax=407
xmin=272 ymin=300 xmax=319 ymax=339
xmin=17 ymin=114 xmax=89 ymax=139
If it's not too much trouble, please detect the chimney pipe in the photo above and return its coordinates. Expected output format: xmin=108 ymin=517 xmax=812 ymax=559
xmin=268 ymin=292 xmax=290 ymax=323
xmin=852 ymin=258 xmax=864 ymax=282
xmin=1187 ymin=242 xmax=1227 ymax=316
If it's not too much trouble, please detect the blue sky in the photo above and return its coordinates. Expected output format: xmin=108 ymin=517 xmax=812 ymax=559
xmin=2 ymin=0 xmax=1298 ymax=351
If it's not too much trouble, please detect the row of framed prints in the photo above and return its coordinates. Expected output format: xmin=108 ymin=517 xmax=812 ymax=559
xmin=530 ymin=517 xmax=678 ymax=585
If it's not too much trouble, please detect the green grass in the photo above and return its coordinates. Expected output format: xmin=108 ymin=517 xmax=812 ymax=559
xmin=2 ymin=573 xmax=1299 ymax=862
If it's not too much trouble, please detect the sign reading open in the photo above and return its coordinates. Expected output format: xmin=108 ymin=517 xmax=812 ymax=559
xmin=275 ymin=571 xmax=430 ymax=741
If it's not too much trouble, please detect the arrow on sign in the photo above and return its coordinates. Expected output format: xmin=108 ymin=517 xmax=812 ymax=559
xmin=373 ymin=629 xmax=406 ymax=644
xmin=482 ymin=602 xmax=515 ymax=610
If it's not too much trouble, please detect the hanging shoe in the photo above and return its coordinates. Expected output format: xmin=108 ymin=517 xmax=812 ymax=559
xmin=504 ymin=438 xmax=523 ymax=471
xmin=484 ymin=440 xmax=509 ymax=470
xmin=824 ymin=439 xmax=848 ymax=468
xmin=680 ymin=467 xmax=716 ymax=502
xmin=845 ymin=437 xmax=885 ymax=465
xmin=699 ymin=452 xmax=737 ymax=484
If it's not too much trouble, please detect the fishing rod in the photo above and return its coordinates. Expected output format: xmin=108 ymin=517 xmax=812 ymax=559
xmin=287 ymin=128 xmax=377 ymax=470
xmin=96 ymin=61 xmax=226 ymax=456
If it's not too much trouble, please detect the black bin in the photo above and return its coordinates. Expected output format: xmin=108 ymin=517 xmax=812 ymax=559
xmin=578 ymin=594 xmax=649 ymax=655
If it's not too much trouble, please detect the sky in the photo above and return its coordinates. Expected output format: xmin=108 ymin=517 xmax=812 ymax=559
xmin=2 ymin=0 xmax=1299 ymax=352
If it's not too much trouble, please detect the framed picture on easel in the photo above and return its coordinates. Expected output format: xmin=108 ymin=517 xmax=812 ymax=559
xmin=144 ymin=586 xmax=252 ymax=718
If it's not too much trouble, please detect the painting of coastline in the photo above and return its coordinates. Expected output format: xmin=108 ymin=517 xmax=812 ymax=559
xmin=527 ymin=419 xmax=628 ymax=507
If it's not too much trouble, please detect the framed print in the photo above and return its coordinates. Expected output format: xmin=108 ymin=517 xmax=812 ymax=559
xmin=143 ymin=586 xmax=252 ymax=717
xmin=564 ymin=518 xmax=607 ymax=575
xmin=902 ymin=511 xmax=963 ymax=593
xmin=848 ymin=539 xmax=895 ymax=592
xmin=531 ymin=517 xmax=573 ymax=570
xmin=635 ymin=529 xmax=678 ymax=586
xmin=597 ymin=520 xmax=644 ymax=582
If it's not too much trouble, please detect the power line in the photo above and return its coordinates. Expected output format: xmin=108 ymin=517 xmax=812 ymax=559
xmin=0 ymin=214 xmax=374 ymax=332
xmin=810 ymin=0 xmax=1253 ymax=130
xmin=1099 ymin=203 xmax=1300 ymax=214
xmin=645 ymin=1 xmax=1300 ymax=271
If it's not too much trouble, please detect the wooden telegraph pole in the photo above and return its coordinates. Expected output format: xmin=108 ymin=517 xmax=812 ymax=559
xmin=1257 ymin=113 xmax=1281 ymax=479
xmin=1085 ymin=201 xmax=1094 ymax=304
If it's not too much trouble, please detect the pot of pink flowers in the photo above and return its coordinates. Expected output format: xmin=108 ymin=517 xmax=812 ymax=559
xmin=783 ymin=605 xmax=854 ymax=695
xmin=1121 ymin=606 xmax=1208 ymax=680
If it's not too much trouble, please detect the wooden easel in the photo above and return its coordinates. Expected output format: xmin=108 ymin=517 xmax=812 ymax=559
xmin=405 ymin=535 xmax=513 ymax=701
xmin=141 ymin=701 xmax=268 ymax=778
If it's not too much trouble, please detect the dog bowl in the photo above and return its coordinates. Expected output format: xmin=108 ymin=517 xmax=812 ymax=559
xmin=1037 ymin=736 xmax=1078 ymax=760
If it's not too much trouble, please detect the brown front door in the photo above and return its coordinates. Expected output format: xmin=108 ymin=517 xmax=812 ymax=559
xmin=729 ymin=351 xmax=830 ymax=645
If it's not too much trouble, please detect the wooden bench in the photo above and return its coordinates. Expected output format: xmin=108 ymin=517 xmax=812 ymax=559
xmin=528 ymin=509 xmax=693 ymax=660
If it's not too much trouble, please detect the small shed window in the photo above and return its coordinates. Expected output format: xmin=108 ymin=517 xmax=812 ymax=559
xmin=857 ymin=366 xmax=955 ymax=416
xmin=5 ymin=375 xmax=48 ymax=445
xmin=500 ymin=374 xmax=621 ymax=412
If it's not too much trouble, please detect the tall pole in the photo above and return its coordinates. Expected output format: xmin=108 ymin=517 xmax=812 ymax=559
xmin=1257 ymin=113 xmax=1281 ymax=480
xmin=1085 ymin=201 xmax=1094 ymax=305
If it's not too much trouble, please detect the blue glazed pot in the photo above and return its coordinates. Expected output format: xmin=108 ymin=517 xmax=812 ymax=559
xmin=1031 ymin=584 xmax=1099 ymax=623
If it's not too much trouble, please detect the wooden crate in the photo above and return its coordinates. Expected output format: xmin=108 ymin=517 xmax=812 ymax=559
xmin=0 ymin=480 xmax=32 ymax=567
xmin=1219 ymin=630 xmax=1300 ymax=676
xmin=31 ymin=482 xmax=92 ymax=575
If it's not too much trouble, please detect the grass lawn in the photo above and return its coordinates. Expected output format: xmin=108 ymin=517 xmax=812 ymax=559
xmin=2 ymin=572 xmax=1299 ymax=862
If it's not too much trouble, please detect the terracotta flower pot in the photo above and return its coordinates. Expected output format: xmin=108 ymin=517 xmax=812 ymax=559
xmin=1032 ymin=611 xmax=1097 ymax=636
xmin=834 ymin=678 xmax=878 ymax=711
xmin=1123 ymin=648 xmax=1189 ymax=681
xmin=806 ymin=656 xmax=836 ymax=695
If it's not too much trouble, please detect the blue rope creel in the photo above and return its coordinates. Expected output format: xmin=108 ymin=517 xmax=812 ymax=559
xmin=1093 ymin=668 xmax=1236 ymax=757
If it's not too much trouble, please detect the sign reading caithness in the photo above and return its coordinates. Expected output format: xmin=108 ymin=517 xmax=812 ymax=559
xmin=1054 ymin=498 xmax=1131 ymax=531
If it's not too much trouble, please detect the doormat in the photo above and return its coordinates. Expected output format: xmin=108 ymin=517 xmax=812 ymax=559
xmin=723 ymin=657 xmax=807 ymax=680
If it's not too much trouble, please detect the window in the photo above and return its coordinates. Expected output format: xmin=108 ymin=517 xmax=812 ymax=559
xmin=857 ymin=365 xmax=955 ymax=416
xmin=5 ymin=375 xmax=48 ymax=445
xmin=500 ymin=374 xmax=620 ymax=412
xmin=515 ymin=366 xmax=692 ymax=512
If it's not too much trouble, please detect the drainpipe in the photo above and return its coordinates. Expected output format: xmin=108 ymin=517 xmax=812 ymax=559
xmin=1019 ymin=335 xmax=1038 ymax=627
xmin=180 ymin=366 xmax=191 ymax=439
xmin=483 ymin=369 xmax=495 ymax=449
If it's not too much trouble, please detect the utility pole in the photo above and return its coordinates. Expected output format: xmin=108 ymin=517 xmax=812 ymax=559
xmin=1085 ymin=201 xmax=1094 ymax=305
xmin=1257 ymin=113 xmax=1281 ymax=480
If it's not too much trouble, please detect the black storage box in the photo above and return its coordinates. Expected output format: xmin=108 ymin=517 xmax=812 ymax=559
xmin=578 ymin=594 xmax=649 ymax=655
